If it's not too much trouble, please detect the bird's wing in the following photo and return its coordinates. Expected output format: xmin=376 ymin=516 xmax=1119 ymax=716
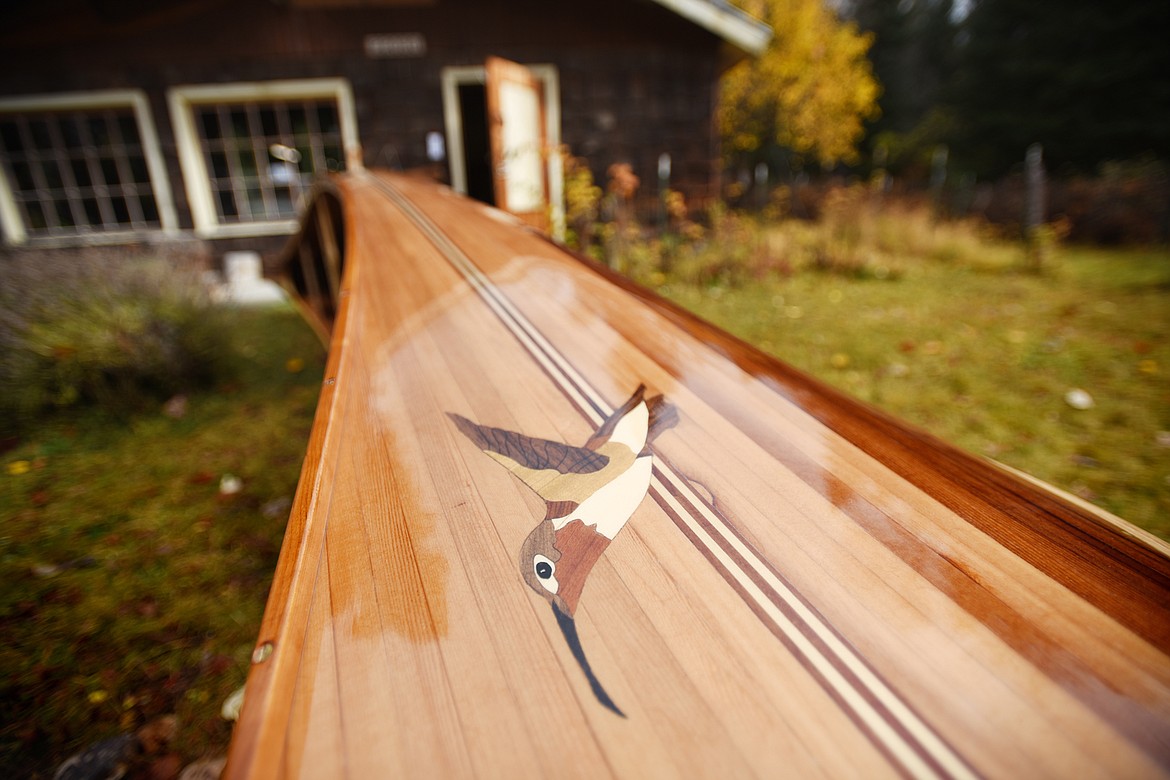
xmin=583 ymin=384 xmax=646 ymax=450
xmin=583 ymin=384 xmax=677 ymax=454
xmin=644 ymin=393 xmax=679 ymax=449
xmin=448 ymin=413 xmax=609 ymax=478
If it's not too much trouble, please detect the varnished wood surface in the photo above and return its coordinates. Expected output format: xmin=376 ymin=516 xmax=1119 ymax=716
xmin=226 ymin=170 xmax=1170 ymax=779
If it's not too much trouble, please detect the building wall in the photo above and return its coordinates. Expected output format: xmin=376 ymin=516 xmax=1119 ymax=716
xmin=0 ymin=0 xmax=725 ymax=246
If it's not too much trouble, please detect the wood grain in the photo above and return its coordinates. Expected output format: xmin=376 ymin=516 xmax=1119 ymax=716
xmin=226 ymin=170 xmax=1170 ymax=779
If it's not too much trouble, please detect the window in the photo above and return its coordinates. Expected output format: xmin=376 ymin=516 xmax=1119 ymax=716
xmin=0 ymin=90 xmax=176 ymax=245
xmin=169 ymin=79 xmax=360 ymax=238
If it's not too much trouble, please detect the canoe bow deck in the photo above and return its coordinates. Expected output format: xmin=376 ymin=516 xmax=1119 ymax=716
xmin=226 ymin=170 xmax=1170 ymax=779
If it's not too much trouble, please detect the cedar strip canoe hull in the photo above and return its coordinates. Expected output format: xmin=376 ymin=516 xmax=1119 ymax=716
xmin=227 ymin=170 xmax=1170 ymax=779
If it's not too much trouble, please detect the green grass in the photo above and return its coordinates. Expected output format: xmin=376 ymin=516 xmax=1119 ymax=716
xmin=0 ymin=307 xmax=325 ymax=777
xmin=650 ymin=243 xmax=1170 ymax=538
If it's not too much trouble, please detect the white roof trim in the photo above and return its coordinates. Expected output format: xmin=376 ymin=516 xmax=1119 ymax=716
xmin=649 ymin=0 xmax=772 ymax=55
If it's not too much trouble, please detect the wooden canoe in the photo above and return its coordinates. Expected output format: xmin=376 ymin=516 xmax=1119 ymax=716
xmin=225 ymin=170 xmax=1170 ymax=779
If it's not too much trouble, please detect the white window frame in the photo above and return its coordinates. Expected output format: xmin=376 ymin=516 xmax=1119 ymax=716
xmin=440 ymin=64 xmax=565 ymax=240
xmin=168 ymin=78 xmax=361 ymax=239
xmin=0 ymin=89 xmax=178 ymax=246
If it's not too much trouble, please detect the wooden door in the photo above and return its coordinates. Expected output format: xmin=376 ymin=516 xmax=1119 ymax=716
xmin=485 ymin=56 xmax=549 ymax=231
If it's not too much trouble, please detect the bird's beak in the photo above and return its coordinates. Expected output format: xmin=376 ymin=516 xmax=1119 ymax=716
xmin=550 ymin=601 xmax=625 ymax=718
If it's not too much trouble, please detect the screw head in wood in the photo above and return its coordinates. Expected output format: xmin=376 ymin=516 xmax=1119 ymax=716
xmin=252 ymin=642 xmax=274 ymax=664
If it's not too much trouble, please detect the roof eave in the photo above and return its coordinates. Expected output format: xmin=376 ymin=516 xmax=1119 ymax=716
xmin=648 ymin=0 xmax=772 ymax=57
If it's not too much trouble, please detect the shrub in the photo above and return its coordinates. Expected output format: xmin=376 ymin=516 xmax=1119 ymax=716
xmin=966 ymin=158 xmax=1169 ymax=244
xmin=0 ymin=249 xmax=236 ymax=432
xmin=560 ymin=149 xmax=602 ymax=252
xmin=609 ymin=181 xmax=1041 ymax=290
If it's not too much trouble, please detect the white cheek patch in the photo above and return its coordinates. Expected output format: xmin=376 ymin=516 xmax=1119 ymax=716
xmin=533 ymin=554 xmax=559 ymax=594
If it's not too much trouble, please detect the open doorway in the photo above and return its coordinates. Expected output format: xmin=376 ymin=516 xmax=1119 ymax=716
xmin=440 ymin=63 xmax=564 ymax=237
xmin=456 ymin=82 xmax=494 ymax=205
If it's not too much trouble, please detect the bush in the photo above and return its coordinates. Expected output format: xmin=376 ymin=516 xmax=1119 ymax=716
xmin=964 ymin=158 xmax=1169 ymax=245
xmin=616 ymin=183 xmax=1034 ymax=290
xmin=0 ymin=250 xmax=236 ymax=432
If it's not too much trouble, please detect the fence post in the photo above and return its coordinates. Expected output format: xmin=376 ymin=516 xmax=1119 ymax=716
xmin=658 ymin=153 xmax=671 ymax=229
xmin=872 ymin=142 xmax=890 ymax=194
xmin=754 ymin=162 xmax=769 ymax=210
xmin=1025 ymin=143 xmax=1049 ymax=271
xmin=930 ymin=145 xmax=948 ymax=215
xmin=1025 ymin=143 xmax=1046 ymax=233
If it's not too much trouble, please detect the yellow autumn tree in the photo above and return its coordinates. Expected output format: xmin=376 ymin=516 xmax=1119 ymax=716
xmin=722 ymin=0 xmax=881 ymax=168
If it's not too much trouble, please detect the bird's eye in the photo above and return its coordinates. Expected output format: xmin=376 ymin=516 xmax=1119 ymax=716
xmin=534 ymin=555 xmax=554 ymax=580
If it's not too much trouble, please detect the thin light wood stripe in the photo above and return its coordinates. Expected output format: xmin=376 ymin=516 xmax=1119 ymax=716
xmin=362 ymin=171 xmax=980 ymax=780
xmin=360 ymin=173 xmax=601 ymax=421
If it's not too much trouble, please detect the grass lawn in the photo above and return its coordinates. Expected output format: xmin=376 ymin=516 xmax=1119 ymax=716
xmin=0 ymin=307 xmax=325 ymax=777
xmin=651 ymin=244 xmax=1170 ymax=539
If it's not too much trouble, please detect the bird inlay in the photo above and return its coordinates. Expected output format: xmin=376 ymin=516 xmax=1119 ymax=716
xmin=449 ymin=384 xmax=678 ymax=716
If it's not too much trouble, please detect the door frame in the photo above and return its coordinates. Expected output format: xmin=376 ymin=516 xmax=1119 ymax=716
xmin=440 ymin=63 xmax=564 ymax=240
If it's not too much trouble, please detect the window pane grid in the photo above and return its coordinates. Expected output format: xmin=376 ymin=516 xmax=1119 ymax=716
xmin=194 ymin=98 xmax=346 ymax=225
xmin=0 ymin=107 xmax=161 ymax=237
xmin=45 ymin=113 xmax=86 ymax=229
xmin=247 ymin=104 xmax=278 ymax=218
xmin=104 ymin=108 xmax=147 ymax=225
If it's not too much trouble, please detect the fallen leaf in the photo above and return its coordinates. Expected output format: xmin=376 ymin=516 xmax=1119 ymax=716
xmin=1064 ymin=389 xmax=1094 ymax=410
xmin=163 ymin=395 xmax=188 ymax=419
xmin=887 ymin=362 xmax=909 ymax=378
xmin=7 ymin=460 xmax=30 ymax=476
xmin=219 ymin=474 xmax=242 ymax=495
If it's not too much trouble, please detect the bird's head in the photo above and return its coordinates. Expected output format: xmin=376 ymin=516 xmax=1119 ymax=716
xmin=518 ymin=505 xmax=610 ymax=616
xmin=519 ymin=517 xmax=567 ymax=612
